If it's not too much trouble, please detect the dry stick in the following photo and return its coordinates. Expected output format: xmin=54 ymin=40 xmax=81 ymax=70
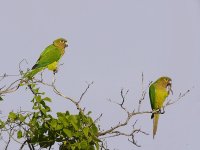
xmin=1 ymin=59 xmax=29 ymax=95
xmin=107 ymin=89 xmax=129 ymax=114
xmin=138 ymin=72 xmax=144 ymax=112
xmin=94 ymin=113 xmax=103 ymax=123
xmin=99 ymin=84 xmax=190 ymax=147
xmin=98 ymin=107 xmax=149 ymax=147
xmin=52 ymin=82 xmax=84 ymax=113
xmin=1 ymin=69 xmax=191 ymax=148
xmin=51 ymin=75 xmax=95 ymax=113
xmin=138 ymin=78 xmax=152 ymax=112
xmin=18 ymin=59 xmax=28 ymax=74
xmin=0 ymin=73 xmax=20 ymax=80
xmin=98 ymin=110 xmax=149 ymax=137
xmin=119 ymin=88 xmax=129 ymax=111
xmin=100 ymin=140 xmax=109 ymax=150
xmin=78 ymin=81 xmax=94 ymax=103
xmin=4 ymin=126 xmax=13 ymax=150
xmin=99 ymin=89 xmax=140 ymax=136
xmin=0 ymin=79 xmax=21 ymax=95
xmin=165 ymin=89 xmax=191 ymax=107
xmin=34 ymin=74 xmax=81 ymax=111
xmin=19 ymin=140 xmax=27 ymax=150
xmin=4 ymin=124 xmax=24 ymax=150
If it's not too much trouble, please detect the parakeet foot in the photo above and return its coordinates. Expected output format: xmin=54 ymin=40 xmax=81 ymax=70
xmin=159 ymin=108 xmax=165 ymax=114
xmin=53 ymin=69 xmax=58 ymax=75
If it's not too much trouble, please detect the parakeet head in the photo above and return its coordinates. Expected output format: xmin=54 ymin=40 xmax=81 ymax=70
xmin=156 ymin=76 xmax=173 ymax=94
xmin=53 ymin=38 xmax=68 ymax=49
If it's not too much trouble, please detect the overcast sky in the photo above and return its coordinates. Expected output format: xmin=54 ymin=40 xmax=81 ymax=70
xmin=0 ymin=0 xmax=200 ymax=149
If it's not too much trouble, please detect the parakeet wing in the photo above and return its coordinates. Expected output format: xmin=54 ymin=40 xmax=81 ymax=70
xmin=149 ymin=84 xmax=156 ymax=110
xmin=32 ymin=45 xmax=62 ymax=69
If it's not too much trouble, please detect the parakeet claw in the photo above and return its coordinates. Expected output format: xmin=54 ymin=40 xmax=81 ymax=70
xmin=53 ymin=69 xmax=58 ymax=74
xmin=159 ymin=108 xmax=165 ymax=114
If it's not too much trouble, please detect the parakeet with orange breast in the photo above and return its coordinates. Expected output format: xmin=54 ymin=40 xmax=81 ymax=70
xmin=25 ymin=38 xmax=68 ymax=78
xmin=149 ymin=76 xmax=172 ymax=138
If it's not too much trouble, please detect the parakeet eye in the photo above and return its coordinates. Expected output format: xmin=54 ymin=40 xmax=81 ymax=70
xmin=164 ymin=78 xmax=169 ymax=83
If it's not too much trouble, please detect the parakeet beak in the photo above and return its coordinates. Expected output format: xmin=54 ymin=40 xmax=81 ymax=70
xmin=167 ymin=81 xmax=173 ymax=95
xmin=65 ymin=42 xmax=68 ymax=48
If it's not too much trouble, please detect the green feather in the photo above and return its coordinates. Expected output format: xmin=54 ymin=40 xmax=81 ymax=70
xmin=23 ymin=38 xmax=67 ymax=79
xmin=32 ymin=45 xmax=62 ymax=69
xmin=149 ymin=84 xmax=156 ymax=110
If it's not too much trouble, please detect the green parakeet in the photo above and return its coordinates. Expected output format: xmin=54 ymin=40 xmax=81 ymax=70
xmin=149 ymin=77 xmax=172 ymax=138
xmin=25 ymin=38 xmax=68 ymax=78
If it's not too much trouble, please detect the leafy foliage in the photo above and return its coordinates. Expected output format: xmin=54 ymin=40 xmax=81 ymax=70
xmin=0 ymin=69 xmax=188 ymax=149
xmin=0 ymin=83 xmax=100 ymax=150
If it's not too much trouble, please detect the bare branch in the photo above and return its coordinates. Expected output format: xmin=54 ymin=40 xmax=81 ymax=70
xmin=107 ymin=88 xmax=130 ymax=114
xmin=94 ymin=113 xmax=103 ymax=124
xmin=52 ymin=84 xmax=84 ymax=113
xmin=18 ymin=59 xmax=28 ymax=75
xmin=138 ymin=74 xmax=152 ymax=112
xmin=119 ymin=88 xmax=129 ymax=109
xmin=19 ymin=140 xmax=27 ymax=150
xmin=0 ymin=67 xmax=191 ymax=149
xmin=0 ymin=79 xmax=21 ymax=95
xmin=78 ymin=81 xmax=94 ymax=103
xmin=4 ymin=125 xmax=13 ymax=150
xmin=165 ymin=88 xmax=191 ymax=107
xmin=99 ymin=76 xmax=190 ymax=148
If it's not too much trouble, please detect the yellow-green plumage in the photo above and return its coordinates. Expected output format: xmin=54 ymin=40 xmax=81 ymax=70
xmin=25 ymin=38 xmax=68 ymax=78
xmin=149 ymin=77 xmax=172 ymax=138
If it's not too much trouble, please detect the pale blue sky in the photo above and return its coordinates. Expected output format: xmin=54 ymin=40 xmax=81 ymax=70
xmin=0 ymin=0 xmax=200 ymax=149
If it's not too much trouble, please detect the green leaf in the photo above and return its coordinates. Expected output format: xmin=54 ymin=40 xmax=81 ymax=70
xmin=95 ymin=142 xmax=100 ymax=150
xmin=44 ymin=105 xmax=51 ymax=112
xmin=63 ymin=129 xmax=73 ymax=138
xmin=35 ymin=95 xmax=42 ymax=103
xmin=92 ymin=135 xmax=101 ymax=142
xmin=87 ymin=117 xmax=94 ymax=124
xmin=17 ymin=130 xmax=23 ymax=139
xmin=50 ymin=119 xmax=57 ymax=129
xmin=71 ymin=146 xmax=75 ymax=150
xmin=83 ymin=127 xmax=89 ymax=137
xmin=65 ymin=111 xmax=70 ymax=116
xmin=56 ymin=124 xmax=63 ymax=130
xmin=0 ymin=96 xmax=3 ymax=101
xmin=0 ymin=120 xmax=5 ymax=128
xmin=19 ymin=114 xmax=25 ymax=122
xmin=8 ymin=112 xmax=17 ymax=121
xmin=91 ymin=124 xmax=98 ymax=135
xmin=69 ymin=116 xmax=79 ymax=131
xmin=41 ymin=108 xmax=47 ymax=115
xmin=80 ymin=140 xmax=88 ymax=149
xmin=87 ymin=111 xmax=92 ymax=115
xmin=33 ymin=106 xmax=39 ymax=110
xmin=43 ymin=97 xmax=52 ymax=102
xmin=58 ymin=115 xmax=68 ymax=127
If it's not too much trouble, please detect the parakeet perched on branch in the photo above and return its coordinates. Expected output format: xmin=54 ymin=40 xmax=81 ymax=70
xmin=149 ymin=76 xmax=172 ymax=138
xmin=25 ymin=38 xmax=68 ymax=78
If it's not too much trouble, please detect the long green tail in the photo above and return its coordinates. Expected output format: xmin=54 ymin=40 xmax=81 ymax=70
xmin=153 ymin=114 xmax=159 ymax=139
xmin=23 ymin=68 xmax=44 ymax=79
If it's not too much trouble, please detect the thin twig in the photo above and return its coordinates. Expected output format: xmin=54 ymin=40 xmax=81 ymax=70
xmin=4 ymin=126 xmax=13 ymax=150
xmin=18 ymin=59 xmax=28 ymax=75
xmin=94 ymin=113 xmax=103 ymax=123
xmin=19 ymin=140 xmax=27 ymax=150
xmin=119 ymin=89 xmax=129 ymax=110
xmin=78 ymin=81 xmax=94 ymax=103
xmin=165 ymin=89 xmax=191 ymax=107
